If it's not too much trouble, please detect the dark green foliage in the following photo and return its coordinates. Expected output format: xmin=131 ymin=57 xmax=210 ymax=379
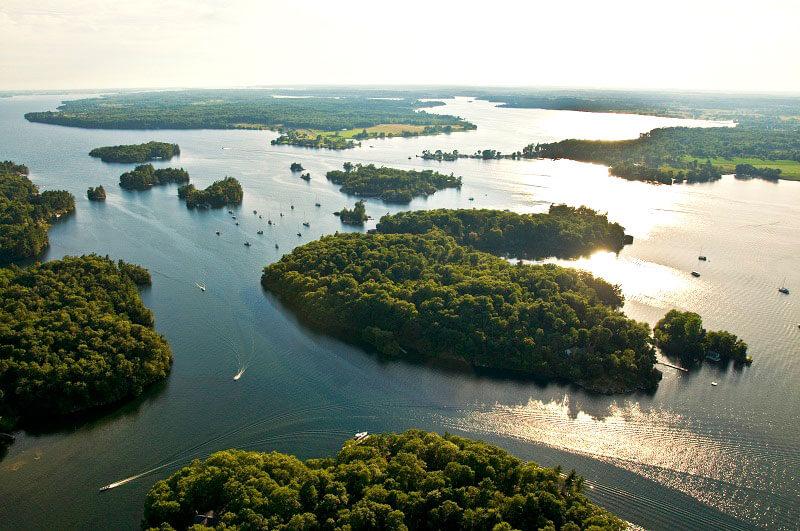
xmin=0 ymin=163 xmax=75 ymax=261
xmin=178 ymin=177 xmax=243 ymax=209
xmin=376 ymin=205 xmax=628 ymax=260
xmin=734 ymin=163 xmax=781 ymax=180
xmin=526 ymin=124 xmax=800 ymax=183
xmin=327 ymin=164 xmax=462 ymax=203
xmin=118 ymin=164 xmax=190 ymax=190
xmin=421 ymin=149 xmax=461 ymax=161
xmin=0 ymin=255 xmax=172 ymax=426
xmin=0 ymin=161 xmax=28 ymax=175
xmin=25 ymin=90 xmax=472 ymax=131
xmin=117 ymin=259 xmax=152 ymax=286
xmin=86 ymin=185 xmax=107 ymax=201
xmin=336 ymin=200 xmax=368 ymax=225
xmin=654 ymin=310 xmax=750 ymax=363
xmin=88 ymin=141 xmax=180 ymax=163
xmin=262 ymin=232 xmax=660 ymax=393
xmin=143 ymin=429 xmax=625 ymax=530
xmin=290 ymin=162 xmax=305 ymax=172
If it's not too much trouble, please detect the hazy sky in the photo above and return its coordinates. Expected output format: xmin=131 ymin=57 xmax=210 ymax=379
xmin=2 ymin=0 xmax=799 ymax=92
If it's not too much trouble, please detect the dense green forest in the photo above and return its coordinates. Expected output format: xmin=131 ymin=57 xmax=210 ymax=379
xmin=0 ymin=255 xmax=172 ymax=430
xmin=118 ymin=164 xmax=190 ymax=190
xmin=327 ymin=164 xmax=462 ymax=203
xmin=86 ymin=185 xmax=106 ymax=201
xmin=144 ymin=429 xmax=624 ymax=530
xmin=375 ymin=205 xmax=629 ymax=260
xmin=262 ymin=232 xmax=660 ymax=393
xmin=1 ymin=162 xmax=75 ymax=261
xmin=88 ymin=141 xmax=180 ymax=163
xmin=525 ymin=124 xmax=800 ymax=183
xmin=654 ymin=310 xmax=750 ymax=364
xmin=24 ymin=90 xmax=473 ymax=132
xmin=178 ymin=177 xmax=243 ymax=208
xmin=335 ymin=200 xmax=368 ymax=225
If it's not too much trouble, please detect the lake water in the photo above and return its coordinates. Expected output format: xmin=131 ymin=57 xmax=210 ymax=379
xmin=0 ymin=95 xmax=797 ymax=530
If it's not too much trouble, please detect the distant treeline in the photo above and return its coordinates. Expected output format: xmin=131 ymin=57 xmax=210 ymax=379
xmin=327 ymin=163 xmax=462 ymax=203
xmin=1 ymin=161 xmax=75 ymax=261
xmin=375 ymin=205 xmax=630 ymax=259
xmin=24 ymin=90 xmax=473 ymax=132
xmin=89 ymin=141 xmax=180 ymax=163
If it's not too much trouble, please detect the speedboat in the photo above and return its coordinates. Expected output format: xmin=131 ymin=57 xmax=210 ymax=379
xmin=691 ymin=271 xmax=701 ymax=277
xmin=296 ymin=232 xmax=302 ymax=237
xmin=711 ymin=382 xmax=718 ymax=386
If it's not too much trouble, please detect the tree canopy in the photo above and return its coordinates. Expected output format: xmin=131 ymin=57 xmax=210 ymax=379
xmin=119 ymin=164 xmax=190 ymax=191
xmin=178 ymin=177 xmax=243 ymax=209
xmin=326 ymin=164 xmax=462 ymax=203
xmin=144 ymin=429 xmax=625 ymax=530
xmin=0 ymin=255 xmax=172 ymax=429
xmin=376 ymin=205 xmax=629 ymax=260
xmin=87 ymin=185 xmax=107 ymax=201
xmin=262 ymin=231 xmax=660 ymax=393
xmin=88 ymin=141 xmax=180 ymax=163
xmin=336 ymin=200 xmax=368 ymax=225
xmin=0 ymin=162 xmax=75 ymax=261
xmin=654 ymin=310 xmax=750 ymax=364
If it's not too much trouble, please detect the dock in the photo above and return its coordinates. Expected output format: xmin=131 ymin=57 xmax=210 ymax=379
xmin=656 ymin=361 xmax=689 ymax=373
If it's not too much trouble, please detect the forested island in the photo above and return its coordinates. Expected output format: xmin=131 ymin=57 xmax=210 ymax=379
xmin=524 ymin=123 xmax=800 ymax=183
xmin=334 ymin=200 xmax=368 ymax=225
xmin=178 ymin=177 xmax=243 ymax=208
xmin=262 ymin=232 xmax=661 ymax=393
xmin=86 ymin=185 xmax=106 ymax=201
xmin=654 ymin=310 xmax=751 ymax=364
xmin=24 ymin=91 xmax=475 ymax=150
xmin=119 ymin=164 xmax=189 ymax=191
xmin=1 ymin=161 xmax=75 ymax=261
xmin=119 ymin=164 xmax=190 ymax=190
xmin=421 ymin=148 xmax=520 ymax=161
xmin=0 ymin=255 xmax=172 ymax=432
xmin=326 ymin=163 xmax=462 ymax=203
xmin=88 ymin=141 xmax=180 ymax=163
xmin=144 ymin=429 xmax=625 ymax=530
xmin=376 ymin=205 xmax=630 ymax=259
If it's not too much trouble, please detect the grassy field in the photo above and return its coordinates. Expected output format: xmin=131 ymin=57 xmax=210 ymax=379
xmin=679 ymin=156 xmax=800 ymax=181
xmin=294 ymin=123 xmax=470 ymax=139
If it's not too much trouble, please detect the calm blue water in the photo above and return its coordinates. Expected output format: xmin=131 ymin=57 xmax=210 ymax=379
xmin=0 ymin=95 xmax=797 ymax=530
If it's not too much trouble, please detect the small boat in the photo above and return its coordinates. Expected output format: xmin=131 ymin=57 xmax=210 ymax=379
xmin=235 ymin=222 xmax=239 ymax=226
xmin=195 ymin=282 xmax=206 ymax=292
xmin=215 ymin=231 xmax=220 ymax=235
xmin=275 ymin=244 xmax=279 ymax=249
xmin=233 ymin=368 xmax=245 ymax=381
xmin=232 ymin=216 xmax=236 ymax=219
xmin=468 ymin=197 xmax=474 ymax=201
xmin=691 ymin=271 xmax=701 ymax=277
xmin=290 ymin=205 xmax=294 ymax=210
xmin=300 ymin=173 xmax=311 ymax=181
xmin=259 ymin=215 xmax=262 ymax=219
xmin=698 ymin=255 xmax=707 ymax=261
xmin=253 ymin=210 xmax=257 ymax=214
xmin=711 ymin=381 xmax=718 ymax=386
xmin=315 ymin=202 xmax=321 ymax=207
xmin=354 ymin=431 xmax=369 ymax=442
xmin=779 ymin=287 xmax=790 ymax=294
xmin=228 ymin=210 xmax=233 ymax=214
xmin=302 ymin=222 xmax=310 ymax=227
xmin=98 ymin=485 xmax=113 ymax=492
xmin=296 ymin=232 xmax=302 ymax=237
xmin=268 ymin=220 xmax=272 ymax=225
xmin=244 ymin=241 xmax=251 ymax=247
xmin=280 ymin=213 xmax=284 ymax=217
xmin=257 ymin=230 xmax=264 ymax=235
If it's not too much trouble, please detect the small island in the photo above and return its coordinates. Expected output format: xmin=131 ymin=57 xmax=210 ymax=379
xmin=86 ymin=185 xmax=106 ymax=201
xmin=326 ymin=163 xmax=462 ymax=203
xmin=421 ymin=148 xmax=521 ymax=161
xmin=1 ymin=160 xmax=75 ymax=261
xmin=334 ymin=200 xmax=368 ymax=225
xmin=178 ymin=177 xmax=243 ymax=208
xmin=289 ymin=162 xmax=304 ymax=172
xmin=376 ymin=204 xmax=630 ymax=260
xmin=0 ymin=255 xmax=172 ymax=433
xmin=654 ymin=310 xmax=751 ymax=364
xmin=119 ymin=164 xmax=190 ymax=190
xmin=89 ymin=141 xmax=180 ymax=163
xmin=262 ymin=231 xmax=661 ymax=393
xmin=143 ymin=429 xmax=625 ymax=530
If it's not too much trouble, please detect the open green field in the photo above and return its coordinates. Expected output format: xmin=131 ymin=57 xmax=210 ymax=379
xmin=682 ymin=156 xmax=800 ymax=181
